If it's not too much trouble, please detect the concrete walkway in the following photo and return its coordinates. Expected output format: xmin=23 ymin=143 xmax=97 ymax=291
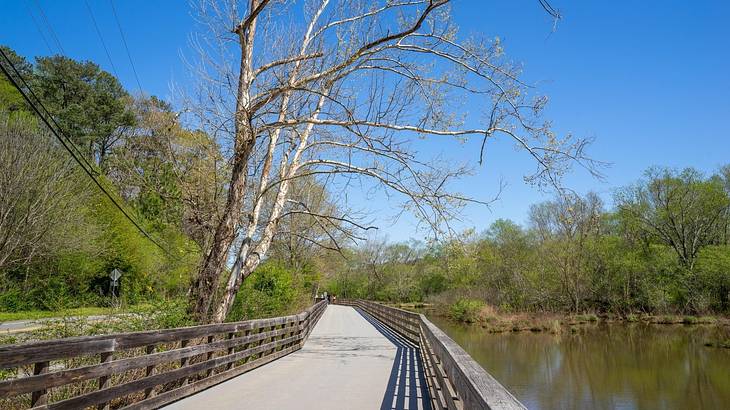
xmin=164 ymin=305 xmax=430 ymax=410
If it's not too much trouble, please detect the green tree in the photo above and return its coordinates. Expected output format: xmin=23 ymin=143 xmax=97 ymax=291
xmin=616 ymin=167 xmax=730 ymax=270
xmin=0 ymin=46 xmax=32 ymax=112
xmin=694 ymin=246 xmax=730 ymax=311
xmin=0 ymin=50 xmax=202 ymax=311
xmin=33 ymin=56 xmax=134 ymax=168
xmin=483 ymin=219 xmax=540 ymax=310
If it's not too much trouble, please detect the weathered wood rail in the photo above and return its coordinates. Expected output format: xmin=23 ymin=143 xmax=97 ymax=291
xmin=338 ymin=299 xmax=525 ymax=410
xmin=0 ymin=300 xmax=326 ymax=410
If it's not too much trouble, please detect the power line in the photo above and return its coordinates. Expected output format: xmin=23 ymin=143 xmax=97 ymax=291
xmin=0 ymin=53 xmax=173 ymax=257
xmin=3 ymin=48 xmax=100 ymax=177
xmin=84 ymin=0 xmax=120 ymax=79
xmin=24 ymin=1 xmax=53 ymax=54
xmin=108 ymin=0 xmax=144 ymax=95
xmin=0 ymin=48 xmax=175 ymax=259
xmin=31 ymin=0 xmax=66 ymax=55
xmin=538 ymin=0 xmax=562 ymax=20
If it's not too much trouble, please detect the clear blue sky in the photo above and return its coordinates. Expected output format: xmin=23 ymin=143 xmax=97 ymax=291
xmin=3 ymin=1 xmax=730 ymax=242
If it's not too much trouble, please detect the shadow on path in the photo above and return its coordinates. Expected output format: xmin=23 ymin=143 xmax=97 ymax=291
xmin=355 ymin=308 xmax=432 ymax=410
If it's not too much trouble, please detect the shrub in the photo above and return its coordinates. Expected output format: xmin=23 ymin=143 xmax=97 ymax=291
xmin=227 ymin=261 xmax=303 ymax=322
xmin=449 ymin=298 xmax=484 ymax=323
xmin=0 ymin=287 xmax=33 ymax=312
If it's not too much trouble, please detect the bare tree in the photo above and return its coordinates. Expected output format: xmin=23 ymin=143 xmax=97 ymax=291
xmin=0 ymin=113 xmax=94 ymax=273
xmin=185 ymin=0 xmax=598 ymax=322
xmin=529 ymin=192 xmax=604 ymax=311
xmin=266 ymin=176 xmax=370 ymax=269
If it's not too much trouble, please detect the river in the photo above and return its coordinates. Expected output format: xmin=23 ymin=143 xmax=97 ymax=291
xmin=427 ymin=316 xmax=730 ymax=410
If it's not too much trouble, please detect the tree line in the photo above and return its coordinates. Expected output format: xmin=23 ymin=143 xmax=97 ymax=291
xmin=326 ymin=167 xmax=730 ymax=314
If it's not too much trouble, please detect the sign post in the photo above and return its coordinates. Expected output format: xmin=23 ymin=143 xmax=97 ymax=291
xmin=110 ymin=268 xmax=122 ymax=308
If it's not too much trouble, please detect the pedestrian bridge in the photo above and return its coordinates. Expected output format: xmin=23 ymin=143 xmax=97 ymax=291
xmin=0 ymin=300 xmax=524 ymax=410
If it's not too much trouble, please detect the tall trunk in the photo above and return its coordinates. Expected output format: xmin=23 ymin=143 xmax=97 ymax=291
xmin=213 ymin=165 xmax=293 ymax=322
xmin=212 ymin=92 xmax=328 ymax=322
xmin=189 ymin=2 xmax=260 ymax=322
xmin=211 ymin=0 xmax=331 ymax=321
xmin=189 ymin=130 xmax=254 ymax=321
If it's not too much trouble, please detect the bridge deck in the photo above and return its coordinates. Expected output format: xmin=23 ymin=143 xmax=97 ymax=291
xmin=164 ymin=305 xmax=430 ymax=410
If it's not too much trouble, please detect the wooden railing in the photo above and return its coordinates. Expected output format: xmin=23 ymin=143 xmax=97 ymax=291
xmin=0 ymin=300 xmax=326 ymax=410
xmin=338 ymin=299 xmax=525 ymax=410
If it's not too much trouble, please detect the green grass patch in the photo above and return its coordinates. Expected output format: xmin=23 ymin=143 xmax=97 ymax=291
xmin=574 ymin=313 xmax=599 ymax=323
xmin=0 ymin=304 xmax=151 ymax=322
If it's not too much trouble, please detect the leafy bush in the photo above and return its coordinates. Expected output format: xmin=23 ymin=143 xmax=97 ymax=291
xmin=128 ymin=298 xmax=192 ymax=329
xmin=0 ymin=287 xmax=34 ymax=312
xmin=694 ymin=246 xmax=730 ymax=312
xmin=227 ymin=261 xmax=302 ymax=322
xmin=449 ymin=298 xmax=485 ymax=323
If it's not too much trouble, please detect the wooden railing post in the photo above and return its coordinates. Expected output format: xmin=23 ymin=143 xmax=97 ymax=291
xmin=30 ymin=361 xmax=49 ymax=407
xmin=179 ymin=339 xmax=190 ymax=386
xmin=268 ymin=325 xmax=277 ymax=355
xmin=287 ymin=319 xmax=296 ymax=348
xmin=144 ymin=345 xmax=157 ymax=398
xmin=242 ymin=329 xmax=252 ymax=363
xmin=298 ymin=313 xmax=307 ymax=347
xmin=226 ymin=332 xmax=236 ymax=370
xmin=97 ymin=352 xmax=113 ymax=410
xmin=205 ymin=335 xmax=215 ymax=377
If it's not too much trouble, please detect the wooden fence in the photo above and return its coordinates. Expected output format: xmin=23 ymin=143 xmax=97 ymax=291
xmin=338 ymin=299 xmax=525 ymax=410
xmin=0 ymin=300 xmax=326 ymax=410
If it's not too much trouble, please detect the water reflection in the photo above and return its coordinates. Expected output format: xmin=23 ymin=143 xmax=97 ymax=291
xmin=428 ymin=317 xmax=730 ymax=410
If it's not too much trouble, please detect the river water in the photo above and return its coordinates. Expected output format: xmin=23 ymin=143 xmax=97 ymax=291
xmin=427 ymin=316 xmax=730 ymax=410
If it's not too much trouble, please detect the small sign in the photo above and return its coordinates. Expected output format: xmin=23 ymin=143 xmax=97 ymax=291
xmin=110 ymin=268 xmax=122 ymax=281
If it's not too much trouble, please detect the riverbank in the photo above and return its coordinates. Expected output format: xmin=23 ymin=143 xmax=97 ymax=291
xmin=392 ymin=301 xmax=730 ymax=345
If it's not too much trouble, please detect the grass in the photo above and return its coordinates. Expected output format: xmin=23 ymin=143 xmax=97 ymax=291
xmin=574 ymin=313 xmax=599 ymax=323
xmin=437 ymin=300 xmax=730 ymax=336
xmin=0 ymin=305 xmax=151 ymax=322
